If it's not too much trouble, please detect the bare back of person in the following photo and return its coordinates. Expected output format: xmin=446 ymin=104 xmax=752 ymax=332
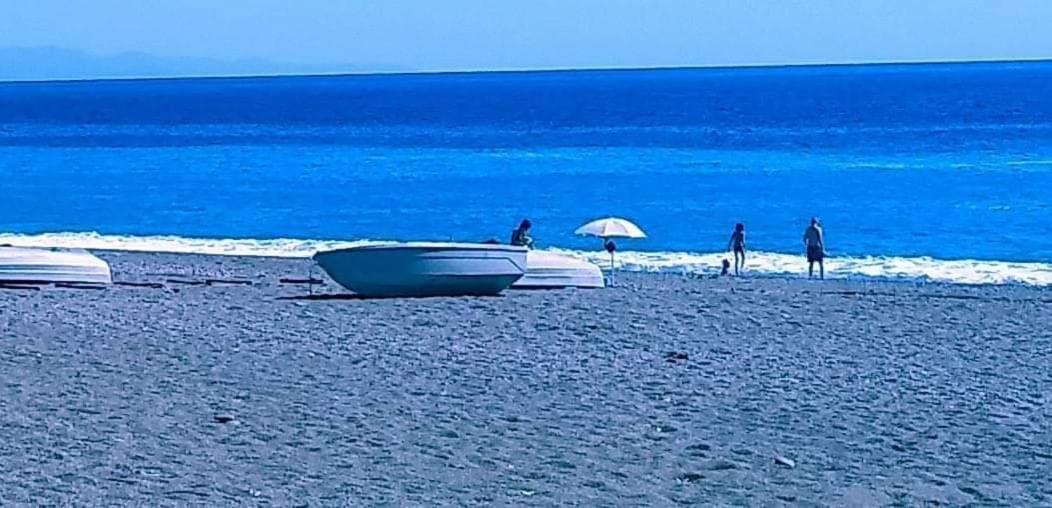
xmin=803 ymin=219 xmax=825 ymax=279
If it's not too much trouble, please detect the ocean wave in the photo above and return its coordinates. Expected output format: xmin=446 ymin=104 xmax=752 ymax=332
xmin=0 ymin=232 xmax=375 ymax=258
xmin=1005 ymin=159 xmax=1052 ymax=167
xmin=2 ymin=232 xmax=1051 ymax=286
xmin=4 ymin=121 xmax=1052 ymax=152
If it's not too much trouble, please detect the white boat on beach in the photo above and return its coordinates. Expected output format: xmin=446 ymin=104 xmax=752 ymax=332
xmin=312 ymin=242 xmax=528 ymax=297
xmin=0 ymin=246 xmax=112 ymax=284
xmin=512 ymin=251 xmax=605 ymax=289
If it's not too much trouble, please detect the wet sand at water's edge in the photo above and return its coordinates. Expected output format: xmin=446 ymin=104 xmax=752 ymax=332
xmin=2 ymin=251 xmax=1051 ymax=505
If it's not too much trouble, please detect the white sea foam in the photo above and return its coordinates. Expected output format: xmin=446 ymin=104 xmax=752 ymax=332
xmin=2 ymin=232 xmax=1050 ymax=286
xmin=556 ymin=248 xmax=1052 ymax=286
xmin=0 ymin=232 xmax=375 ymax=258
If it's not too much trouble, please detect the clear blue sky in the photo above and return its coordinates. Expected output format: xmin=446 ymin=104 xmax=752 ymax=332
xmin=2 ymin=0 xmax=1050 ymax=73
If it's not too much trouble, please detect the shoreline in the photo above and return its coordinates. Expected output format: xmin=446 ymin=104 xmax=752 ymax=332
xmin=4 ymin=248 xmax=1050 ymax=296
xmin=87 ymin=248 xmax=1052 ymax=290
xmin=2 ymin=232 xmax=1050 ymax=287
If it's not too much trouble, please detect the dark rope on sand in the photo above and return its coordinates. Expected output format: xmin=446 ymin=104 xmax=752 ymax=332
xmin=54 ymin=282 xmax=106 ymax=290
xmin=115 ymin=281 xmax=165 ymax=289
xmin=165 ymin=278 xmax=207 ymax=286
xmin=0 ymin=283 xmax=41 ymax=291
xmin=164 ymin=278 xmax=253 ymax=286
xmin=279 ymin=278 xmax=324 ymax=285
xmin=205 ymin=278 xmax=252 ymax=286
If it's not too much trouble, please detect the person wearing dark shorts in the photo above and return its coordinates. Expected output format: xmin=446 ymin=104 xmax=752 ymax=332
xmin=803 ymin=217 xmax=825 ymax=279
xmin=727 ymin=223 xmax=746 ymax=276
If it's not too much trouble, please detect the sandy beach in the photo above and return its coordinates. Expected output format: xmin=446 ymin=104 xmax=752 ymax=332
xmin=2 ymin=250 xmax=1051 ymax=505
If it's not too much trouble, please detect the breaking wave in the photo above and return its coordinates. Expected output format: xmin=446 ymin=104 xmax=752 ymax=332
xmin=2 ymin=231 xmax=1051 ymax=286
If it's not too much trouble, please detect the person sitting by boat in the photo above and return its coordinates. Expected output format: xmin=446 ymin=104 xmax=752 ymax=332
xmin=510 ymin=219 xmax=535 ymax=249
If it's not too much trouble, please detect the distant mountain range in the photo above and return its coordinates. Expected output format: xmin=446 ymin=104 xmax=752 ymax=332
xmin=0 ymin=47 xmax=412 ymax=81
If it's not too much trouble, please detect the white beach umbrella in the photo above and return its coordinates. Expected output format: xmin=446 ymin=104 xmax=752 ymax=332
xmin=574 ymin=217 xmax=646 ymax=283
xmin=574 ymin=217 xmax=647 ymax=239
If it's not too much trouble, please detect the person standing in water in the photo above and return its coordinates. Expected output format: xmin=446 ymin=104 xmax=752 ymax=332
xmin=803 ymin=217 xmax=825 ymax=279
xmin=727 ymin=223 xmax=746 ymax=275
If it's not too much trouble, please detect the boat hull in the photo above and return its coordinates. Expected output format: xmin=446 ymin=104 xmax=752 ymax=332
xmin=0 ymin=247 xmax=113 ymax=284
xmin=313 ymin=242 xmax=528 ymax=297
xmin=513 ymin=251 xmax=605 ymax=289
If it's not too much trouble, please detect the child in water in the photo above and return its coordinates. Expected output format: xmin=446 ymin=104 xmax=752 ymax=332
xmin=727 ymin=223 xmax=746 ymax=276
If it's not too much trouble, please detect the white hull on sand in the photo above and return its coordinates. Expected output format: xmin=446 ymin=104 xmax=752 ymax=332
xmin=513 ymin=251 xmax=605 ymax=289
xmin=313 ymin=242 xmax=528 ymax=297
xmin=0 ymin=246 xmax=112 ymax=284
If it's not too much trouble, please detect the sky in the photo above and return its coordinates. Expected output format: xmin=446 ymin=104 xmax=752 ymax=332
xmin=1 ymin=0 xmax=1050 ymax=78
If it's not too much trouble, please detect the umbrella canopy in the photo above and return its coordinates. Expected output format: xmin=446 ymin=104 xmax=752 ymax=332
xmin=574 ymin=217 xmax=647 ymax=239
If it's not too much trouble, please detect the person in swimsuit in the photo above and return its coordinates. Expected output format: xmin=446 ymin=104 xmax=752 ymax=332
xmin=510 ymin=219 xmax=535 ymax=249
xmin=803 ymin=217 xmax=825 ymax=279
xmin=727 ymin=223 xmax=746 ymax=275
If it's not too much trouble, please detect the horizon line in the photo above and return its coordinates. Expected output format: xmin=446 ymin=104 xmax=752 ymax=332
xmin=1 ymin=56 xmax=1050 ymax=85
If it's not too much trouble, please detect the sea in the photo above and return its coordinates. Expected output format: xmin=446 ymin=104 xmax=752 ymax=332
xmin=1 ymin=61 xmax=1051 ymax=285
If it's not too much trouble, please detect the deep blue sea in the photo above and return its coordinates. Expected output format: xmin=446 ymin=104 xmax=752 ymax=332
xmin=1 ymin=62 xmax=1051 ymax=284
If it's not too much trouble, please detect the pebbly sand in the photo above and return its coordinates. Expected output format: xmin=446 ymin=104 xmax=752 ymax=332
xmin=2 ymin=251 xmax=1051 ymax=505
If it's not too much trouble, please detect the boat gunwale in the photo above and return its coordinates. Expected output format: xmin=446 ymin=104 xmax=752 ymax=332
xmin=313 ymin=242 xmax=529 ymax=258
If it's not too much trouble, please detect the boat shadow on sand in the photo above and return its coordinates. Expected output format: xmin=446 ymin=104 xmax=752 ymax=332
xmin=277 ymin=292 xmax=508 ymax=301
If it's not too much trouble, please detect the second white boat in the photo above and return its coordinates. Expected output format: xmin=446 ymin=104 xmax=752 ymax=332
xmin=512 ymin=251 xmax=605 ymax=289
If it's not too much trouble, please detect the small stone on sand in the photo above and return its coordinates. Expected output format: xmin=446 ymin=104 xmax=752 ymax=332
xmin=677 ymin=472 xmax=705 ymax=483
